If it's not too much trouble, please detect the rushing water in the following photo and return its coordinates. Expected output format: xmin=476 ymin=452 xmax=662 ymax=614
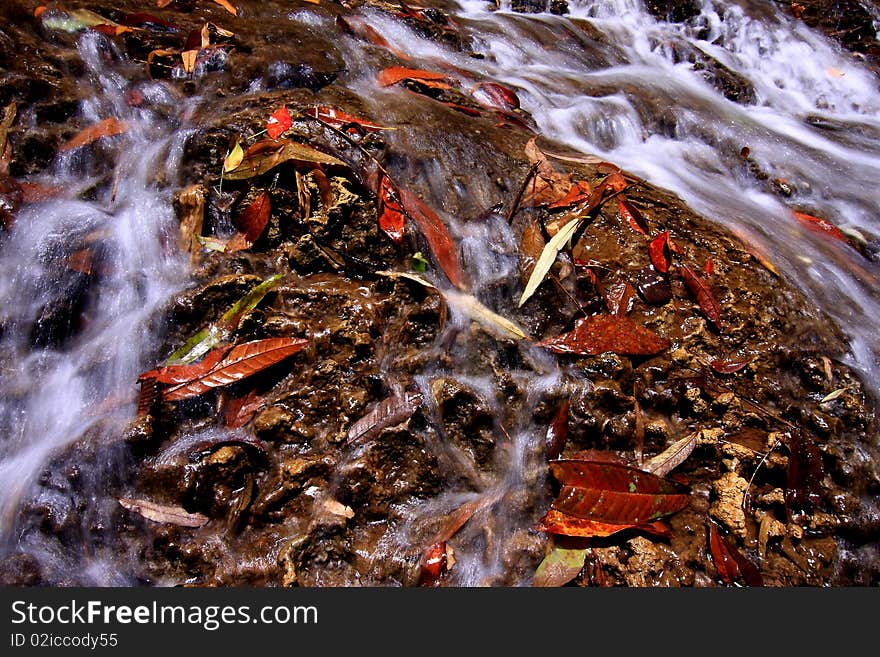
xmin=0 ymin=33 xmax=190 ymax=581
xmin=1 ymin=1 xmax=879 ymax=585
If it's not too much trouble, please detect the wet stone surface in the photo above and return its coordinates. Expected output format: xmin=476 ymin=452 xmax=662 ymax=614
xmin=0 ymin=0 xmax=878 ymax=587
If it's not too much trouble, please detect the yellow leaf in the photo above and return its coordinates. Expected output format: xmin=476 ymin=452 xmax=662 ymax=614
xmin=223 ymin=141 xmax=243 ymax=172
xmin=181 ymin=49 xmax=198 ymax=74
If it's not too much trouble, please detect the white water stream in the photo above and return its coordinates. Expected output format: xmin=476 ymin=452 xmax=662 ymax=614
xmin=0 ymin=1 xmax=878 ymax=584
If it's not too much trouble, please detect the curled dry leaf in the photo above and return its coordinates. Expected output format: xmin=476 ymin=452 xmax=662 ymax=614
xmin=118 ymin=498 xmax=209 ymax=528
xmin=649 ymin=231 xmax=672 ymax=273
xmin=642 ymin=432 xmax=697 ymax=477
xmin=537 ymin=315 xmax=671 ymax=356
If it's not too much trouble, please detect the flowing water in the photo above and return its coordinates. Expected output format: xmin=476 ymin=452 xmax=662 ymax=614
xmin=1 ymin=0 xmax=879 ymax=585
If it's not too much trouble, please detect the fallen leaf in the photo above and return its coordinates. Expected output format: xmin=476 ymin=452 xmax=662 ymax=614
xmin=549 ymin=459 xmax=690 ymax=524
xmin=432 ymin=491 xmax=504 ymax=544
xmin=140 ymin=344 xmax=232 ymax=385
xmin=157 ymin=337 xmax=308 ymax=401
xmin=708 ymin=521 xmax=763 ymax=586
xmin=377 ymin=175 xmax=405 ymax=244
xmin=397 ymin=186 xmax=464 ymax=289
xmin=709 ymin=359 xmax=751 ymax=374
xmin=537 ymin=509 xmax=656 ymax=538
xmin=118 ymin=498 xmax=209 ymax=528
xmin=225 ymin=139 xmax=345 ymax=180
xmin=545 ymin=397 xmax=570 ymax=461
xmin=537 ymin=314 xmax=671 ymax=356
xmin=377 ymin=66 xmax=451 ymax=87
xmin=533 ymin=543 xmax=588 ymax=587
xmin=604 ymin=281 xmax=635 ymax=315
xmin=180 ymin=49 xmax=198 ymax=74
xmin=347 ymin=391 xmax=423 ymax=445
xmin=305 ymin=106 xmax=387 ymax=133
xmin=819 ymin=388 xmax=847 ymax=403
xmin=223 ymin=141 xmax=243 ymax=172
xmin=704 ymin=257 xmax=715 ymax=276
xmin=522 ymin=137 xmax=575 ymax=207
xmin=323 ymin=499 xmax=354 ymax=519
xmin=470 ymin=81 xmax=520 ymax=111
xmin=336 ymin=15 xmax=411 ymax=60
xmin=266 ymin=106 xmax=292 ymax=139
xmin=232 ymin=190 xmax=271 ymax=246
xmin=518 ymin=215 xmax=581 ymax=306
xmin=224 ymin=390 xmax=266 ymax=428
xmin=548 ymin=180 xmax=592 ymax=210
xmin=440 ymin=101 xmax=481 ymax=117
xmin=679 ymin=264 xmax=721 ymax=329
xmin=784 ymin=430 xmax=824 ymax=515
xmin=729 ymin=226 xmax=779 ymax=276
xmin=649 ymin=231 xmax=672 ymax=273
xmin=792 ymin=210 xmax=846 ymax=243
xmin=167 ymin=274 xmax=284 ymax=364
xmin=136 ymin=378 xmax=158 ymax=418
xmin=642 ymin=432 xmax=697 ymax=477
xmin=445 ymin=289 xmax=529 ymax=341
xmin=60 ymin=117 xmax=128 ymax=152
xmin=617 ymin=195 xmax=649 ymax=235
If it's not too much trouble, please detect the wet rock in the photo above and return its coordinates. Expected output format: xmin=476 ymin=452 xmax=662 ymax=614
xmin=624 ymin=536 xmax=694 ymax=586
xmin=644 ymin=0 xmax=702 ymax=24
xmin=430 ymin=377 xmax=497 ymax=470
xmin=709 ymin=471 xmax=750 ymax=538
xmin=0 ymin=552 xmax=42 ymax=586
xmin=253 ymin=405 xmax=313 ymax=444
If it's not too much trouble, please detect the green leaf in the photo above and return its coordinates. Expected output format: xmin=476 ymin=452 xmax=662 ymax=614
xmin=518 ymin=216 xmax=582 ymax=307
xmin=532 ymin=544 xmax=588 ymax=587
xmin=411 ymin=251 xmax=428 ymax=273
xmin=167 ymin=274 xmax=283 ymax=364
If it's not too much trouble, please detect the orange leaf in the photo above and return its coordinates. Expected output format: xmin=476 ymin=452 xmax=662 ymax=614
xmin=266 ymin=106 xmax=292 ymax=139
xmin=162 ymin=337 xmax=308 ymax=401
xmin=305 ymin=106 xmax=386 ymax=133
xmin=398 ymin=187 xmax=464 ymax=289
xmin=377 ymin=66 xmax=451 ymax=87
xmin=60 ymin=117 xmax=128 ymax=152
xmin=548 ymin=180 xmax=592 ymax=210
xmin=212 ymin=0 xmax=238 ymax=16
xmin=377 ymin=175 xmax=405 ymax=244
xmin=235 ymin=190 xmax=271 ymax=244
xmin=537 ymin=315 xmax=671 ymax=356
xmin=649 ymin=231 xmax=672 ymax=273
xmin=792 ymin=210 xmax=846 ymax=242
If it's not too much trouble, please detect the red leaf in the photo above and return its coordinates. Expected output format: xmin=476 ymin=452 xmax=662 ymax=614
xmin=336 ymin=15 xmax=411 ymax=60
xmin=537 ymin=315 xmax=671 ymax=356
xmin=138 ymin=344 xmax=233 ymax=385
xmin=604 ymin=172 xmax=629 ymax=193
xmin=704 ymin=257 xmax=715 ymax=276
xmin=649 ymin=231 xmax=672 ymax=273
xmin=266 ymin=106 xmax=292 ymax=139
xmin=398 ymin=187 xmax=464 ymax=289
xmin=235 ymin=191 xmax=271 ymax=244
xmin=545 ymin=397 xmax=570 ymax=461
xmin=441 ymin=102 xmax=481 ymax=117
xmin=224 ymin=390 xmax=266 ymax=428
xmin=377 ymin=175 xmax=406 ymax=244
xmin=708 ymin=521 xmax=763 ymax=586
xmin=136 ymin=378 xmax=158 ymax=418
xmin=785 ymin=430 xmax=824 ymax=515
xmin=617 ymin=196 xmax=649 ymax=235
xmin=161 ymin=337 xmax=308 ymax=401
xmin=709 ymin=359 xmax=751 ymax=374
xmin=549 ymin=459 xmax=690 ymax=525
xmin=377 ymin=66 xmax=451 ymax=87
xmin=304 ymin=106 xmax=385 ymax=133
xmin=635 ymin=266 xmax=672 ymax=305
xmin=679 ymin=264 xmax=721 ymax=329
xmin=792 ymin=210 xmax=845 ymax=242
xmin=60 ymin=117 xmax=128 ymax=152
xmin=418 ymin=542 xmax=447 ymax=586
xmin=470 ymin=81 xmax=520 ymax=111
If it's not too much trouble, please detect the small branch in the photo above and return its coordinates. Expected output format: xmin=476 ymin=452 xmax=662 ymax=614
xmin=506 ymin=163 xmax=539 ymax=225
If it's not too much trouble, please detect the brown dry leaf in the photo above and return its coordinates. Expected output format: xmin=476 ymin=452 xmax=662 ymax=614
xmin=60 ymin=117 xmax=128 ymax=152
xmin=323 ymin=499 xmax=354 ymax=519
xmin=118 ymin=498 xmax=208 ymax=528
xmin=522 ymin=137 xmax=575 ymax=207
xmin=347 ymin=391 xmax=423 ymax=446
xmin=679 ymin=264 xmax=722 ymax=329
xmin=177 ymin=184 xmax=205 ymax=259
xmin=180 ymin=49 xmax=198 ymax=74
xmin=642 ymin=432 xmax=697 ymax=477
xmin=537 ymin=314 xmax=671 ymax=356
xmin=225 ymin=139 xmax=345 ymax=180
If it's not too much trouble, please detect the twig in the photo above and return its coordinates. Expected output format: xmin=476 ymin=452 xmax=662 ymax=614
xmin=506 ymin=162 xmax=539 ymax=224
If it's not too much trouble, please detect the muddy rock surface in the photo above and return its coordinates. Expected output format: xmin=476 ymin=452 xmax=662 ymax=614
xmin=0 ymin=0 xmax=878 ymax=587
